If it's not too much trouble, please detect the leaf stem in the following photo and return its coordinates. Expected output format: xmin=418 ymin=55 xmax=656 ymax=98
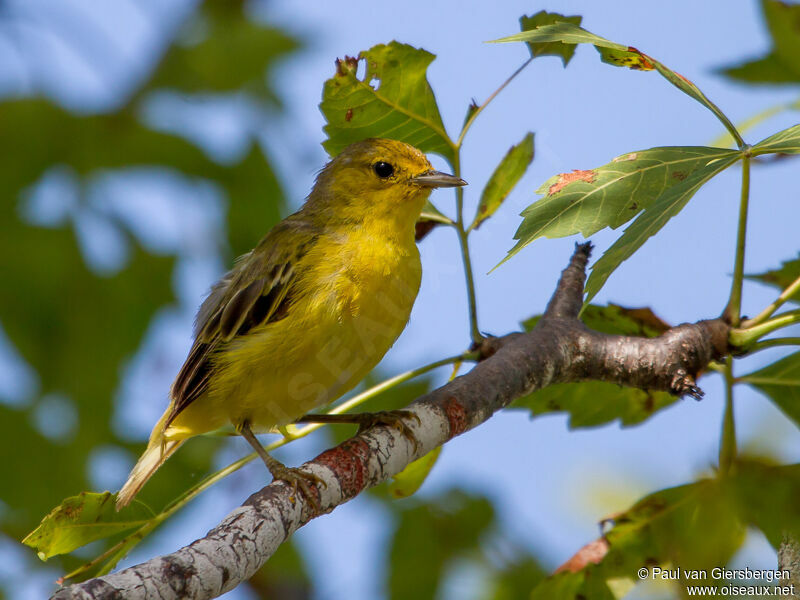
xmin=741 ymin=272 xmax=800 ymax=328
xmin=456 ymin=57 xmax=533 ymax=149
xmin=722 ymin=151 xmax=751 ymax=325
xmin=730 ymin=309 xmax=800 ymax=348
xmin=453 ymin=154 xmax=483 ymax=345
xmin=64 ymin=352 xmax=474 ymax=582
xmin=744 ymin=337 xmax=800 ymax=353
xmin=719 ymin=360 xmax=737 ymax=476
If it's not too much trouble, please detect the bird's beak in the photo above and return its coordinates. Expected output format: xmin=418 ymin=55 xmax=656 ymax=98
xmin=411 ymin=170 xmax=467 ymax=188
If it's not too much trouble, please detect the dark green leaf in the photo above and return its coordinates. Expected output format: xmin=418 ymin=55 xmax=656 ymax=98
xmin=22 ymin=492 xmax=153 ymax=561
xmin=491 ymin=23 xmax=742 ymax=145
xmin=246 ymin=539 xmax=311 ymax=599
xmin=584 ymin=151 xmax=741 ymax=303
xmin=522 ymin=303 xmax=670 ymax=336
xmin=740 ymin=352 xmax=800 ymax=428
xmin=482 ymin=556 xmax=547 ymax=600
xmin=511 ymin=381 xmax=679 ymax=428
xmin=141 ymin=1 xmax=299 ymax=100
xmin=471 ymin=132 xmax=534 ymax=230
xmin=752 ymin=123 xmax=800 ymax=156
xmin=388 ymin=490 xmax=494 ymax=600
xmin=531 ymin=460 xmax=800 ymax=598
xmin=732 ymin=460 xmax=800 ymax=547
xmin=719 ymin=0 xmax=800 ymax=85
xmin=745 ymin=253 xmax=800 ymax=304
xmin=320 ymin=42 xmax=455 ymax=166
xmin=518 ymin=11 xmax=583 ymax=65
xmin=501 ymin=146 xmax=740 ymax=267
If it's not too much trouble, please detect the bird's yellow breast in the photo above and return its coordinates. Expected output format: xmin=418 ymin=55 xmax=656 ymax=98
xmin=167 ymin=226 xmax=421 ymax=437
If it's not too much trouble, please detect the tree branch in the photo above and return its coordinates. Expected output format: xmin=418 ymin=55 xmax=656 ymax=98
xmin=53 ymin=242 xmax=731 ymax=600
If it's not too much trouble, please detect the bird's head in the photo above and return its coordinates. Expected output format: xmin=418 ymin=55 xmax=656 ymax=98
xmin=309 ymin=138 xmax=466 ymax=225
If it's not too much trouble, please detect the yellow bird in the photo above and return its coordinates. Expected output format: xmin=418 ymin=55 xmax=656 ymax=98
xmin=116 ymin=138 xmax=466 ymax=509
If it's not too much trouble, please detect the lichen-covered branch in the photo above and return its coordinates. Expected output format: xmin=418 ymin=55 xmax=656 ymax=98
xmin=53 ymin=243 xmax=731 ymax=600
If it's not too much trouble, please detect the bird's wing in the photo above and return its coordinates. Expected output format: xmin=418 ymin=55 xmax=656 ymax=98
xmin=166 ymin=218 xmax=320 ymax=427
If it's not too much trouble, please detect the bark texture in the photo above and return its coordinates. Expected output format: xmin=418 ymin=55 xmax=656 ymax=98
xmin=53 ymin=243 xmax=731 ymax=600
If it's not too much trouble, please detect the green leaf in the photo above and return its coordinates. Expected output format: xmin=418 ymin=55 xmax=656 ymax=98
xmin=752 ymin=123 xmax=800 ymax=156
xmin=388 ymin=490 xmax=494 ymax=600
xmin=419 ymin=200 xmax=453 ymax=225
xmin=481 ymin=557 xmax=547 ymax=600
xmin=584 ymin=150 xmax=741 ymax=303
xmin=512 ymin=381 xmax=679 ymax=428
xmin=731 ymin=460 xmax=800 ymax=547
xmin=719 ymin=0 xmax=800 ymax=85
xmin=745 ymin=253 xmax=800 ymax=304
xmin=502 ymin=146 xmax=740 ymax=267
xmin=470 ymin=132 xmax=534 ymax=230
xmin=740 ymin=352 xmax=800 ymax=429
xmin=320 ymin=42 xmax=455 ymax=166
xmin=388 ymin=446 xmax=442 ymax=499
xmin=22 ymin=492 xmax=153 ymax=561
xmin=532 ymin=461 xmax=800 ymax=596
xmin=491 ymin=22 xmax=742 ymax=146
xmin=711 ymin=100 xmax=800 ymax=148
xmin=141 ymin=1 xmax=299 ymax=101
xmin=518 ymin=11 xmax=583 ymax=65
xmin=523 ymin=303 xmax=670 ymax=338
xmin=246 ymin=539 xmax=311 ymax=598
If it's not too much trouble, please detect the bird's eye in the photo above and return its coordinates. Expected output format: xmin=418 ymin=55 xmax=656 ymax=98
xmin=373 ymin=161 xmax=394 ymax=178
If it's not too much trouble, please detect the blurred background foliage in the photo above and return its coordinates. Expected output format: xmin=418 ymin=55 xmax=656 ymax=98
xmin=0 ymin=0 xmax=538 ymax=597
xmin=2 ymin=0 xmax=799 ymax=599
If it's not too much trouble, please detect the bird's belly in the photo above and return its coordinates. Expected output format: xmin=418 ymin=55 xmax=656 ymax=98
xmin=198 ymin=259 xmax=421 ymax=431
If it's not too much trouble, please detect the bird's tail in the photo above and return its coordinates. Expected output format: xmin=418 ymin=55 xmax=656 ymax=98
xmin=116 ymin=413 xmax=184 ymax=511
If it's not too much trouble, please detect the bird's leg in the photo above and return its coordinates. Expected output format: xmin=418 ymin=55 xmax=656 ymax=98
xmin=295 ymin=410 xmax=421 ymax=452
xmin=238 ymin=421 xmax=325 ymax=509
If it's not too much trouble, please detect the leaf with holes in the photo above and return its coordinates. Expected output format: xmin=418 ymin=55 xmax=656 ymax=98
xmin=584 ymin=150 xmax=741 ymax=303
xmin=491 ymin=22 xmax=741 ymax=144
xmin=470 ymin=132 xmax=534 ymax=230
xmin=500 ymin=146 xmax=740 ymax=267
xmin=22 ymin=492 xmax=153 ymax=561
xmin=740 ymin=352 xmax=800 ymax=429
xmin=519 ymin=11 xmax=583 ymax=65
xmin=719 ymin=0 xmax=800 ymax=84
xmin=320 ymin=42 xmax=455 ymax=166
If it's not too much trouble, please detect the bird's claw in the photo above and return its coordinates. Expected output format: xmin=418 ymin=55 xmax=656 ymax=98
xmin=356 ymin=409 xmax=421 ymax=453
xmin=269 ymin=464 xmax=326 ymax=511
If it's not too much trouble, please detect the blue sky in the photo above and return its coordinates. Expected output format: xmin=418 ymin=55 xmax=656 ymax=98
xmin=1 ymin=1 xmax=799 ymax=599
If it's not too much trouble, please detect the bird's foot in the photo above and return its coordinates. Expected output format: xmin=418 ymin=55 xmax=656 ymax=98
xmin=297 ymin=410 xmax=421 ymax=452
xmin=266 ymin=459 xmax=326 ymax=510
xmin=237 ymin=420 xmax=325 ymax=510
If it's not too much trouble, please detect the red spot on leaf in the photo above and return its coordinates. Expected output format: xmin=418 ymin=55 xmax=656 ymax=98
xmin=555 ymin=538 xmax=610 ymax=573
xmin=548 ymin=169 xmax=596 ymax=195
xmin=315 ymin=438 xmax=370 ymax=499
xmin=627 ymin=47 xmax=655 ymax=70
xmin=674 ymin=71 xmax=694 ymax=86
xmin=671 ymin=171 xmax=687 ymax=181
xmin=345 ymin=108 xmax=353 ymax=121
xmin=444 ymin=396 xmax=467 ymax=437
